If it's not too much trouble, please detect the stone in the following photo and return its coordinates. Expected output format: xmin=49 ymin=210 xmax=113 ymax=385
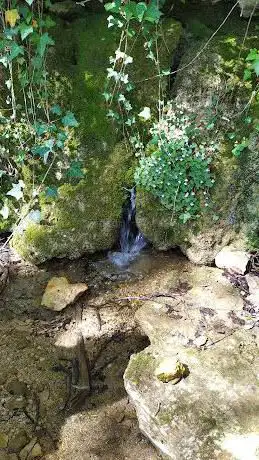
xmin=245 ymin=274 xmax=259 ymax=295
xmin=8 ymin=430 xmax=29 ymax=452
xmin=124 ymin=329 xmax=259 ymax=460
xmin=6 ymin=379 xmax=27 ymax=396
xmin=215 ymin=248 xmax=250 ymax=275
xmin=41 ymin=277 xmax=88 ymax=311
xmin=30 ymin=442 xmax=42 ymax=458
xmin=0 ymin=432 xmax=9 ymax=448
xmin=19 ymin=438 xmax=37 ymax=460
xmin=246 ymin=294 xmax=259 ymax=309
xmin=124 ymin=264 xmax=259 ymax=459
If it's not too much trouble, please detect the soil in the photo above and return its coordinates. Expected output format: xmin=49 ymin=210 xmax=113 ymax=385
xmin=0 ymin=248 xmax=185 ymax=460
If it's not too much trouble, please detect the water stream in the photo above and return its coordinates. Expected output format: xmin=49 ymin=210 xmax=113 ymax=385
xmin=108 ymin=188 xmax=146 ymax=267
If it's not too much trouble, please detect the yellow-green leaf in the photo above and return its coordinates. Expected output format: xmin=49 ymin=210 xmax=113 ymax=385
xmin=5 ymin=9 xmax=20 ymax=28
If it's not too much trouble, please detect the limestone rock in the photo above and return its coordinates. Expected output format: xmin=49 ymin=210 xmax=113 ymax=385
xmin=41 ymin=277 xmax=88 ymax=311
xmin=124 ymin=265 xmax=259 ymax=459
xmin=245 ymin=273 xmax=259 ymax=295
xmin=246 ymin=294 xmax=259 ymax=309
xmin=124 ymin=330 xmax=259 ymax=460
xmin=215 ymin=248 xmax=250 ymax=275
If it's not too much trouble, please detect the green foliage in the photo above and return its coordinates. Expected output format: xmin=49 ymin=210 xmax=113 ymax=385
xmin=0 ymin=0 xmax=82 ymax=227
xmin=135 ymin=104 xmax=218 ymax=223
xmin=244 ymin=48 xmax=259 ymax=80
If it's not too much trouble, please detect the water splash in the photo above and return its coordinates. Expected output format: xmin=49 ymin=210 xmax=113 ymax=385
xmin=109 ymin=188 xmax=146 ymax=267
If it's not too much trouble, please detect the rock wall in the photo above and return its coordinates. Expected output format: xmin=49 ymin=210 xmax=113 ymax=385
xmin=136 ymin=14 xmax=259 ymax=263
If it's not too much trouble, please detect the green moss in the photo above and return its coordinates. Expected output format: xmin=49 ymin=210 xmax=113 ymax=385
xmin=125 ymin=351 xmax=156 ymax=386
xmin=51 ymin=14 xmax=117 ymax=150
xmin=13 ymin=142 xmax=133 ymax=262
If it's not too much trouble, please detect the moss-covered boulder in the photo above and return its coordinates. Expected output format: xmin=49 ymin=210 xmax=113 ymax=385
xmin=136 ymin=18 xmax=259 ymax=264
xmin=11 ymin=14 xmax=182 ymax=263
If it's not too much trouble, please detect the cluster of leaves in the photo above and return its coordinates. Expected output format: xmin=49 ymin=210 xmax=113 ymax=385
xmin=103 ymin=0 xmax=166 ymax=153
xmin=0 ymin=0 xmax=82 ymax=227
xmin=134 ymin=104 xmax=218 ymax=223
xmin=243 ymin=48 xmax=259 ymax=81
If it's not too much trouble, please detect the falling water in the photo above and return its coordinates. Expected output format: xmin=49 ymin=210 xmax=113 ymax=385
xmin=108 ymin=188 xmax=146 ymax=267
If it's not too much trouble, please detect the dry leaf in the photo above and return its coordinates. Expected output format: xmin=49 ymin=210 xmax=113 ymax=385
xmin=5 ymin=9 xmax=20 ymax=28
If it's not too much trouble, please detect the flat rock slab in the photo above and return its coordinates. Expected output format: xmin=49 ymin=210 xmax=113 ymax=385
xmin=124 ymin=330 xmax=259 ymax=460
xmin=41 ymin=277 xmax=88 ymax=311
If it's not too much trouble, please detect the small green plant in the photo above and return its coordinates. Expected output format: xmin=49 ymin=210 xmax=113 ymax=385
xmin=134 ymin=104 xmax=218 ymax=223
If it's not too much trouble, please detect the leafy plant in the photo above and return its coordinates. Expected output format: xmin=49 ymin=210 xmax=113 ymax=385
xmin=0 ymin=0 xmax=82 ymax=228
xmin=134 ymin=104 xmax=217 ymax=223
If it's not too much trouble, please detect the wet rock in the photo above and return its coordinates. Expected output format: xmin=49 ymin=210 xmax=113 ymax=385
xmin=6 ymin=379 xmax=27 ymax=396
xmin=0 ymin=432 xmax=9 ymax=448
xmin=41 ymin=277 xmax=88 ymax=311
xmin=215 ymin=248 xmax=250 ymax=275
xmin=8 ymin=430 xmax=29 ymax=452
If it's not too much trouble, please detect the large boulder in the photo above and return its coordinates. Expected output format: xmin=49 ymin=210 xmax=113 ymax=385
xmin=124 ymin=264 xmax=259 ymax=459
xmin=136 ymin=18 xmax=259 ymax=264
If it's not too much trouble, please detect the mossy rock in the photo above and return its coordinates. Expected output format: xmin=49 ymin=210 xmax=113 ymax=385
xmin=10 ymin=14 xmax=182 ymax=263
xmin=12 ymin=142 xmax=133 ymax=263
xmin=136 ymin=21 xmax=259 ymax=261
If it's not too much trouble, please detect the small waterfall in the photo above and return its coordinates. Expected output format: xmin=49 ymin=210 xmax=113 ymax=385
xmin=109 ymin=188 xmax=146 ymax=267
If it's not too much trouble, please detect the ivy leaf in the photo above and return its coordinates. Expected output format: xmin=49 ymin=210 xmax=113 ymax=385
xmin=0 ymin=170 xmax=6 ymax=178
xmin=124 ymin=2 xmax=137 ymax=20
xmin=252 ymin=58 xmax=259 ymax=76
xmin=8 ymin=42 xmax=24 ymax=61
xmin=243 ymin=68 xmax=252 ymax=81
xmin=25 ymin=0 xmax=34 ymax=5
xmin=105 ymin=0 xmax=121 ymax=13
xmin=246 ymin=48 xmax=258 ymax=61
xmin=50 ymin=104 xmax=62 ymax=115
xmin=5 ymin=9 xmax=20 ymax=28
xmin=6 ymin=180 xmax=25 ymax=201
xmin=144 ymin=3 xmax=162 ymax=23
xmin=136 ymin=2 xmax=147 ymax=21
xmin=37 ymin=32 xmax=54 ymax=57
xmin=66 ymin=161 xmax=84 ymax=179
xmin=62 ymin=111 xmax=79 ymax=127
xmin=19 ymin=23 xmax=33 ymax=41
xmin=45 ymin=186 xmax=58 ymax=198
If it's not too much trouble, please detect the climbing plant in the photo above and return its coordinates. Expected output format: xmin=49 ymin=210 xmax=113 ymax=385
xmin=103 ymin=0 xmax=218 ymax=222
xmin=0 ymin=0 xmax=82 ymax=229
